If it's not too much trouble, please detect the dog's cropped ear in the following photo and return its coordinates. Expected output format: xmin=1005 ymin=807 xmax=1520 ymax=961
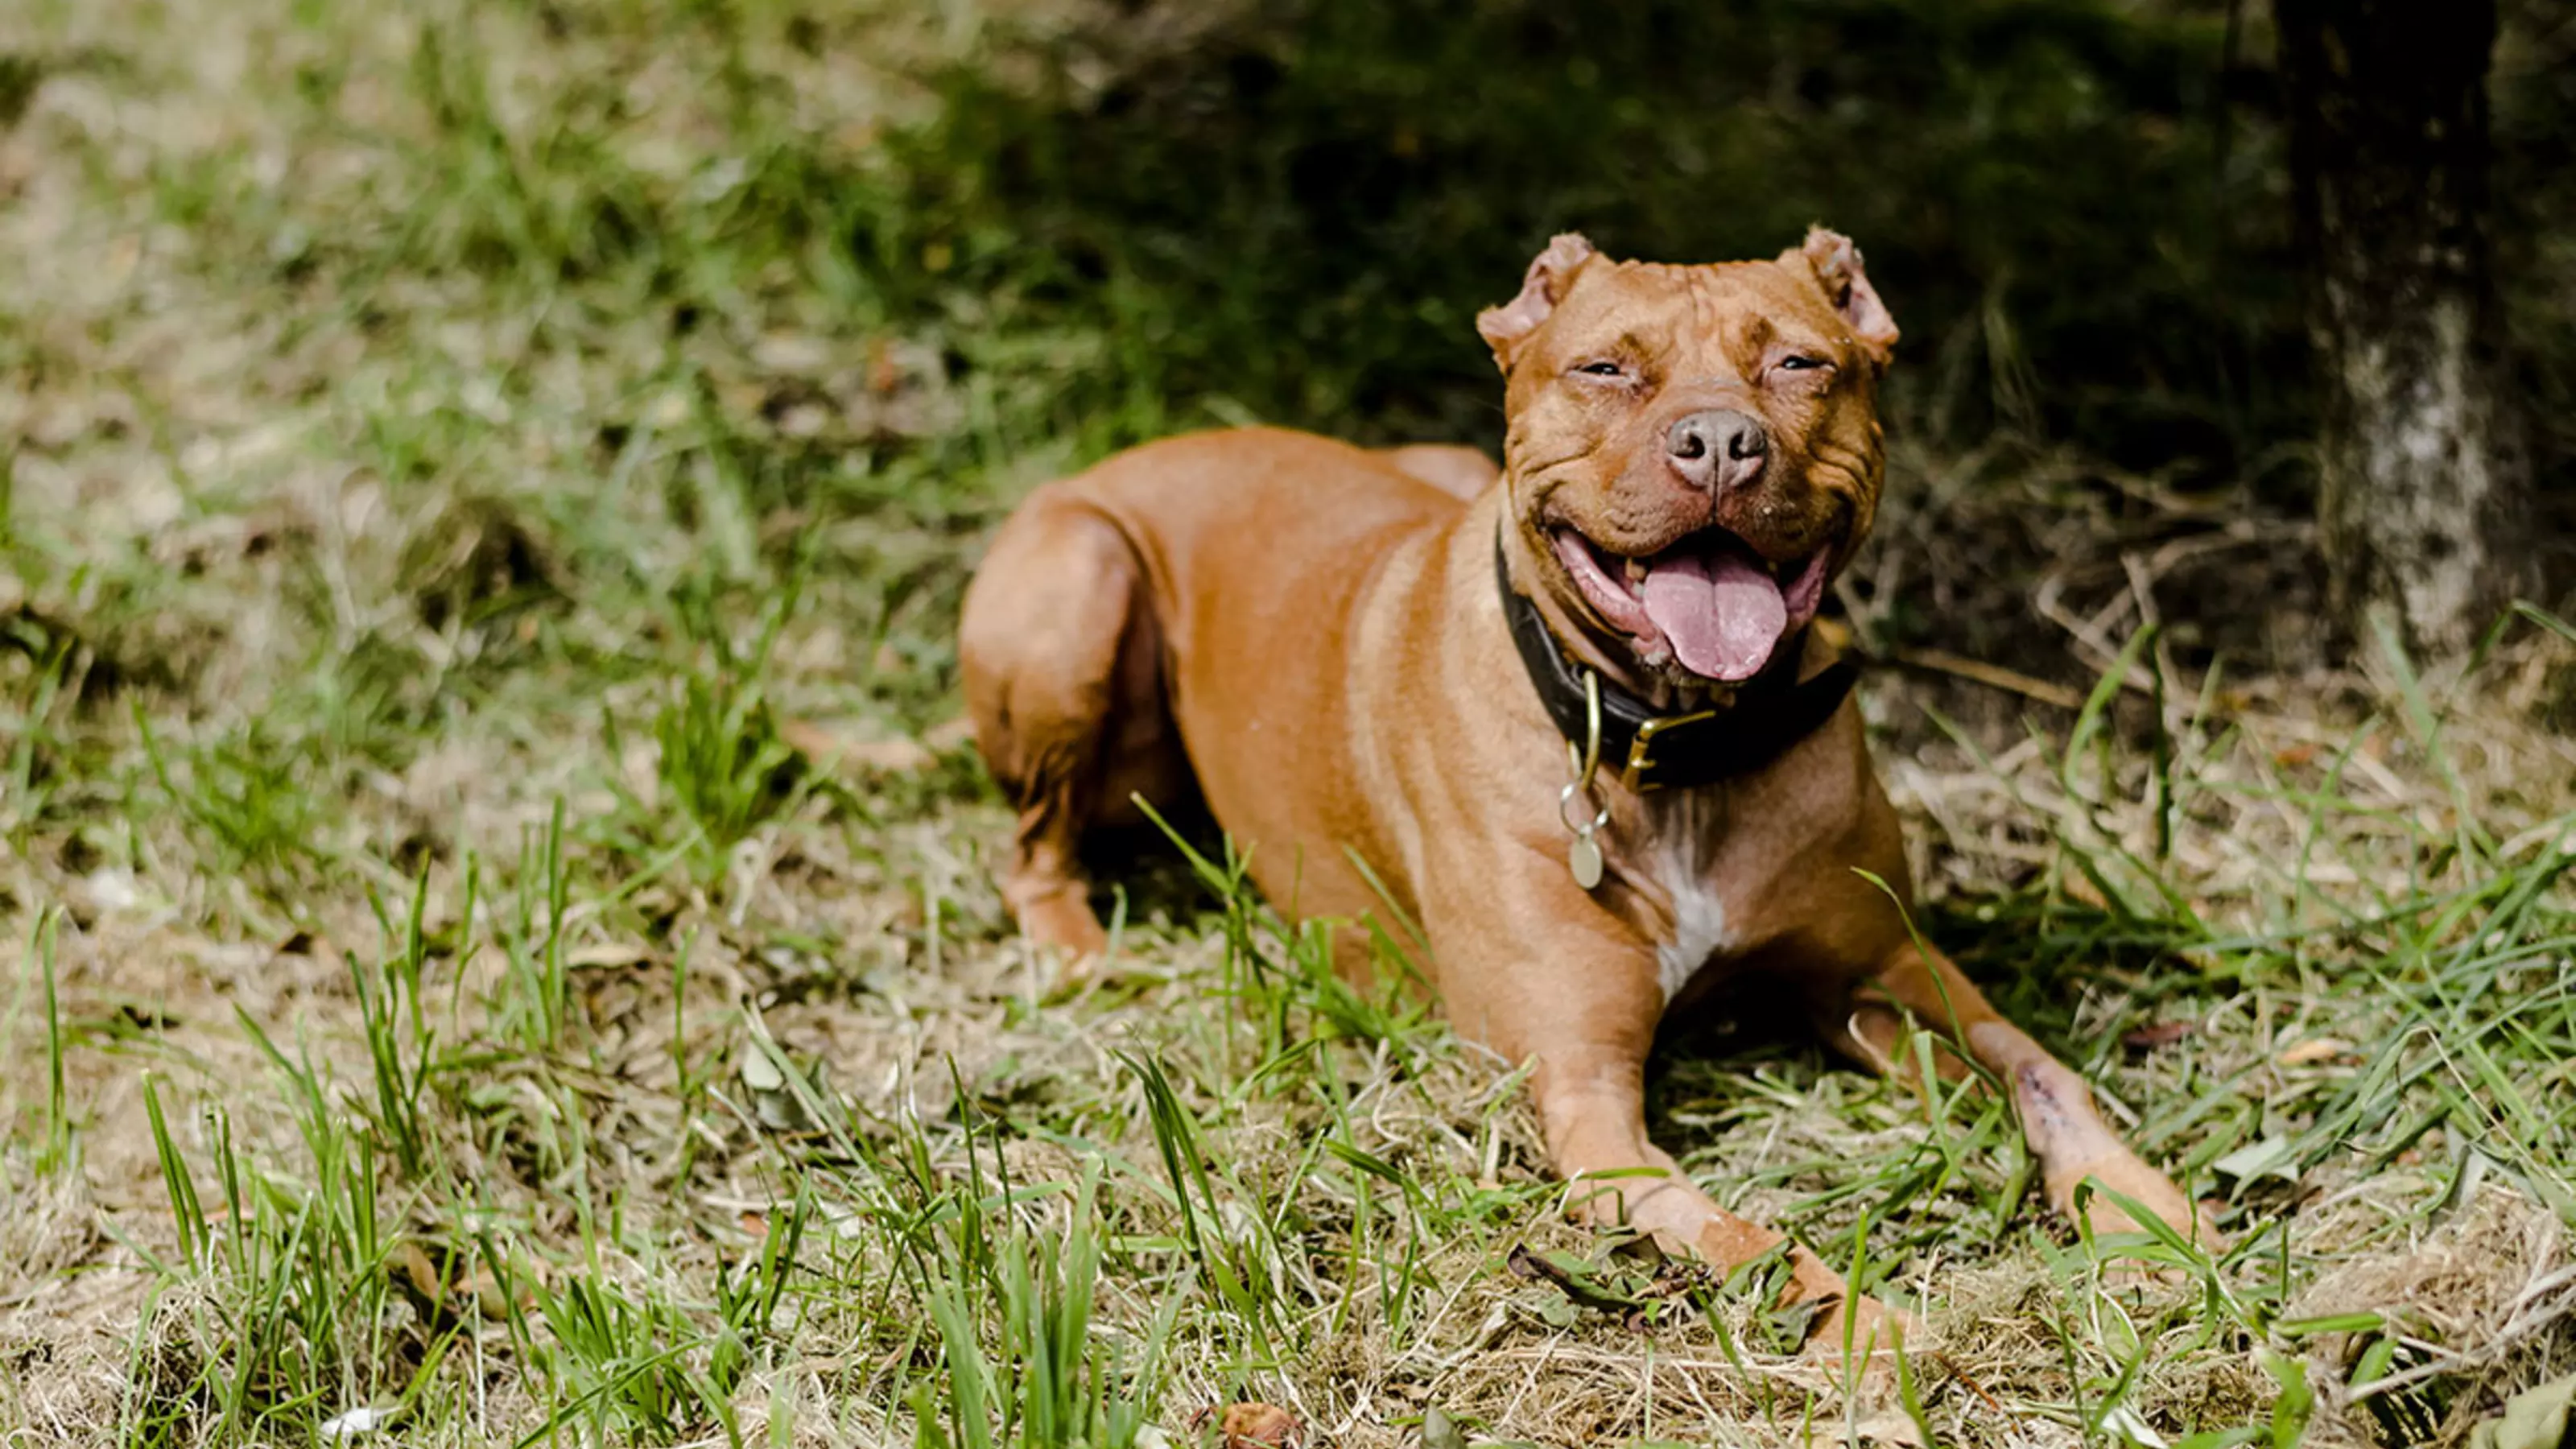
xmin=1794 ymin=228 xmax=1899 ymax=369
xmin=1477 ymin=233 xmax=1596 ymax=372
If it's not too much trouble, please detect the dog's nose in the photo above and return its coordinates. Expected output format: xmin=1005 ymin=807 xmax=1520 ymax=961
xmin=1665 ymin=409 xmax=1768 ymax=492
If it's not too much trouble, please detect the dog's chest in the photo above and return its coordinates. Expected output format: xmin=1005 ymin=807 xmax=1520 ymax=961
xmin=1633 ymin=790 xmax=1747 ymax=1004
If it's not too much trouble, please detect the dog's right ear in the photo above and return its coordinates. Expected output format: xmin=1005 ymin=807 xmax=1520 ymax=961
xmin=1794 ymin=227 xmax=1899 ymax=370
xmin=1476 ymin=233 xmax=1596 ymax=373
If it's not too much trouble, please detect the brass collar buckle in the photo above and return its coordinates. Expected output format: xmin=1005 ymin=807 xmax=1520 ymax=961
xmin=1620 ymin=708 xmax=1717 ymax=793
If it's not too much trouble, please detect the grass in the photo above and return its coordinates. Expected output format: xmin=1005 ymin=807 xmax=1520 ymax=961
xmin=2 ymin=1 xmax=2574 ymax=1446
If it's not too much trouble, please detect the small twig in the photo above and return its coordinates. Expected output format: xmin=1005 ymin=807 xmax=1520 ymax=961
xmin=1885 ymin=646 xmax=2086 ymax=710
xmin=1930 ymin=1351 xmax=2006 ymax=1413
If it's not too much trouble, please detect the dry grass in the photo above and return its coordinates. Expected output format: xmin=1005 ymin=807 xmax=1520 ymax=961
xmin=3 ymin=2 xmax=2574 ymax=1446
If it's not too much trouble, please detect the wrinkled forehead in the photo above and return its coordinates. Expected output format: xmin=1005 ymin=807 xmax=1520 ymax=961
xmin=1542 ymin=258 xmax=1843 ymax=358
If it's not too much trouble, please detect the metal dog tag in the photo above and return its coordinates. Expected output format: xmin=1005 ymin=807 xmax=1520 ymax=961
xmin=1558 ymin=675 xmax=1610 ymax=892
xmin=1568 ymin=833 xmax=1604 ymax=890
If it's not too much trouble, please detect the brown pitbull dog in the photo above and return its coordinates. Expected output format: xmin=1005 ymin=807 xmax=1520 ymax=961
xmin=958 ymin=230 xmax=2211 ymax=1360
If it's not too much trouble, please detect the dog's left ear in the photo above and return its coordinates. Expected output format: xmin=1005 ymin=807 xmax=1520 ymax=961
xmin=1794 ymin=228 xmax=1899 ymax=369
xmin=1477 ymin=233 xmax=1596 ymax=373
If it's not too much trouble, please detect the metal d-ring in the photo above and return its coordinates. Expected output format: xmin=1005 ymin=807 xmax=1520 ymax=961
xmin=1558 ymin=776 xmax=1611 ymax=837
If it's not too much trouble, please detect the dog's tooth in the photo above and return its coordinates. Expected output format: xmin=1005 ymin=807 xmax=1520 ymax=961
xmin=1624 ymin=558 xmax=1648 ymax=586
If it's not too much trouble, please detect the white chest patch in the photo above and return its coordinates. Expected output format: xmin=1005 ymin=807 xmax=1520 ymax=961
xmin=1655 ymin=873 xmax=1733 ymax=1004
xmin=1643 ymin=792 xmax=1737 ymax=1004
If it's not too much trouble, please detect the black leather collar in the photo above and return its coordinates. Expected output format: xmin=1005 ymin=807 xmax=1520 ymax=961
xmin=1497 ymin=532 xmax=1860 ymax=791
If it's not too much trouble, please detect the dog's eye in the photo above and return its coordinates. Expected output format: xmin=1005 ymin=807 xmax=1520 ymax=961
xmin=1776 ymin=355 xmax=1830 ymax=373
xmin=1573 ymin=361 xmax=1624 ymax=378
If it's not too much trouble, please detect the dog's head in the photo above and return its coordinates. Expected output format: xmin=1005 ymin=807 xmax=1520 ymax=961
xmin=1480 ymin=230 xmax=1897 ymax=690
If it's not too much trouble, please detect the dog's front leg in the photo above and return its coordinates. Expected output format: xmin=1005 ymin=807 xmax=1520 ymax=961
xmin=1531 ymin=1039 xmax=1902 ymax=1364
xmin=1447 ymin=899 xmax=1903 ymax=1367
xmin=1852 ymin=941 xmax=2219 ymax=1248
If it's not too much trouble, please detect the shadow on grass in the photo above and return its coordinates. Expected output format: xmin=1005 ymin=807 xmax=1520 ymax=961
xmin=1641 ymin=895 xmax=2213 ymax=1163
xmin=857 ymin=0 xmax=2307 ymax=477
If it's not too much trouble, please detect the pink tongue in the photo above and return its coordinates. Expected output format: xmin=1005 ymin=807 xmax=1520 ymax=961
xmin=1639 ymin=551 xmax=1788 ymax=681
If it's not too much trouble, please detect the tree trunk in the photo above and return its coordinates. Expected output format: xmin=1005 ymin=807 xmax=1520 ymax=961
xmin=2275 ymin=0 xmax=2532 ymax=658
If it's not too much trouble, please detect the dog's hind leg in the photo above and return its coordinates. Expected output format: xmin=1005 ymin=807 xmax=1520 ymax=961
xmin=958 ymin=496 xmax=1184 ymax=968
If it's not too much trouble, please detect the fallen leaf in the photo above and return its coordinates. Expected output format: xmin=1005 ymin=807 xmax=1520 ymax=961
xmin=1191 ymin=1402 xmax=1305 ymax=1448
xmin=2211 ymin=1134 xmax=2301 ymax=1187
xmin=1517 ymin=1286 xmax=1578 ymax=1329
xmin=567 ymin=941 xmax=652 ymax=968
xmin=2469 ymin=1371 xmax=2576 ymax=1449
xmin=1418 ymin=1406 xmax=1467 ymax=1449
xmin=2123 ymin=1021 xmax=2192 ymax=1051
xmin=2277 ymin=1038 xmax=2349 ymax=1067
xmin=392 ymin=1241 xmax=522 ymax=1323
xmin=393 ymin=1242 xmax=444 ymax=1303
xmin=740 ymin=1049 xmax=786 ymax=1092
xmin=320 ymin=1406 xmax=395 ymax=1440
xmin=468 ymin=1266 xmax=522 ymax=1321
xmin=739 ymin=1042 xmax=826 ymax=1132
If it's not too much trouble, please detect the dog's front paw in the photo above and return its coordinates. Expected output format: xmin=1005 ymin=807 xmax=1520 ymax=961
xmin=2009 ymin=1057 xmax=2224 ymax=1256
xmin=2054 ymin=1148 xmax=2226 ymax=1257
xmin=1732 ymin=1236 xmax=1911 ymax=1390
xmin=1799 ymin=1291 xmax=1910 ymax=1382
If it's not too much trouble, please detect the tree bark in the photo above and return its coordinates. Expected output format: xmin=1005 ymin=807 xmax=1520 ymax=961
xmin=2275 ymin=0 xmax=2532 ymax=658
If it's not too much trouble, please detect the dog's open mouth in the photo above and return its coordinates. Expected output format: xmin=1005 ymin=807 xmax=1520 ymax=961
xmin=1551 ymin=526 xmax=1831 ymax=683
